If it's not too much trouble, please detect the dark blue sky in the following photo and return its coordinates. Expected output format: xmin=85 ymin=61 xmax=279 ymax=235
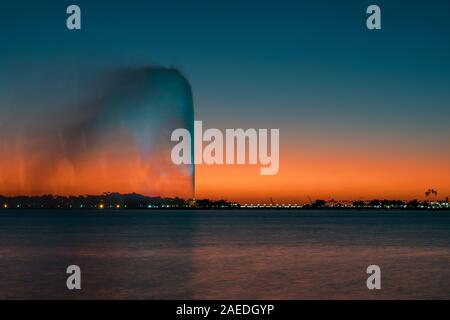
xmin=1 ymin=0 xmax=449 ymax=148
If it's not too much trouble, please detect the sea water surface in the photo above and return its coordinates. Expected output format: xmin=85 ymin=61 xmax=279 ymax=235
xmin=0 ymin=209 xmax=449 ymax=299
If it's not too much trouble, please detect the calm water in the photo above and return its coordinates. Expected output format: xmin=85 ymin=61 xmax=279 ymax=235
xmin=0 ymin=210 xmax=449 ymax=299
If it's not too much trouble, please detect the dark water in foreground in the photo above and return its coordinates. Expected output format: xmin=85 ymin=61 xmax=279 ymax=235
xmin=0 ymin=210 xmax=449 ymax=299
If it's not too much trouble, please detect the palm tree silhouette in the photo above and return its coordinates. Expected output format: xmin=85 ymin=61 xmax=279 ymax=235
xmin=425 ymin=189 xmax=438 ymax=204
xmin=432 ymin=189 xmax=438 ymax=202
xmin=425 ymin=189 xmax=431 ymax=203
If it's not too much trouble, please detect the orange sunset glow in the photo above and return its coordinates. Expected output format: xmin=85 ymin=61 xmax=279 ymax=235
xmin=0 ymin=143 xmax=193 ymax=199
xmin=196 ymin=145 xmax=450 ymax=204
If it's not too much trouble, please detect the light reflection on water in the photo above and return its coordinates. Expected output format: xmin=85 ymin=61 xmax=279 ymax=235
xmin=0 ymin=210 xmax=449 ymax=299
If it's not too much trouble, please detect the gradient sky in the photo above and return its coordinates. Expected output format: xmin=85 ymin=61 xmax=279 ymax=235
xmin=1 ymin=0 xmax=449 ymax=202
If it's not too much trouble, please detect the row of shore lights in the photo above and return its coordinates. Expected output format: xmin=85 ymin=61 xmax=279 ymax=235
xmin=97 ymin=204 xmax=162 ymax=209
xmin=242 ymin=204 xmax=302 ymax=208
xmin=64 ymin=204 xmax=160 ymax=209
xmin=1 ymin=203 xmax=175 ymax=209
xmin=3 ymin=202 xmax=450 ymax=209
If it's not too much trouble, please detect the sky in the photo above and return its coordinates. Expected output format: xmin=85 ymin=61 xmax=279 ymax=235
xmin=0 ymin=0 xmax=449 ymax=202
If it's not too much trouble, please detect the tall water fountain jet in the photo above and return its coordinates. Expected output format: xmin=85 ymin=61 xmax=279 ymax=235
xmin=0 ymin=67 xmax=195 ymax=199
